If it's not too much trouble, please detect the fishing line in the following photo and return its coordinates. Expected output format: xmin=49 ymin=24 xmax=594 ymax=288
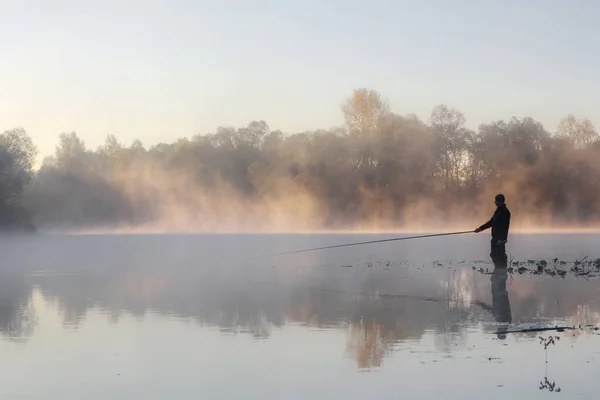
xmin=248 ymin=230 xmax=474 ymax=259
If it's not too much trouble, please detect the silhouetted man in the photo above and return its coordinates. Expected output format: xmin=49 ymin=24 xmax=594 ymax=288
xmin=474 ymin=194 xmax=511 ymax=262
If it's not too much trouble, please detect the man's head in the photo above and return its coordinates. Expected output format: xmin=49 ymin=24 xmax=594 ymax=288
xmin=495 ymin=194 xmax=505 ymax=207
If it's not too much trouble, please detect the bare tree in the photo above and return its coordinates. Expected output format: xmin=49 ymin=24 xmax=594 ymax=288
xmin=556 ymin=114 xmax=598 ymax=149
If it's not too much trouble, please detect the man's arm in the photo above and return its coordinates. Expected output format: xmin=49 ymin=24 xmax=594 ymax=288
xmin=475 ymin=211 xmax=496 ymax=233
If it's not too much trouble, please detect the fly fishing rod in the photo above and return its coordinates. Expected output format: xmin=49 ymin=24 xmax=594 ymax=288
xmin=249 ymin=230 xmax=475 ymax=259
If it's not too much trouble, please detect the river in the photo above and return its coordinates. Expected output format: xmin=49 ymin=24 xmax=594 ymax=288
xmin=0 ymin=233 xmax=599 ymax=398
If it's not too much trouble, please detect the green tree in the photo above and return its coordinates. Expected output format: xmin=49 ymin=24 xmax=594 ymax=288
xmin=0 ymin=127 xmax=37 ymax=229
xmin=54 ymin=132 xmax=88 ymax=172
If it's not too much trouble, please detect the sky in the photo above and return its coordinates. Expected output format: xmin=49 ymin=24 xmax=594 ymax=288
xmin=1 ymin=0 xmax=600 ymax=159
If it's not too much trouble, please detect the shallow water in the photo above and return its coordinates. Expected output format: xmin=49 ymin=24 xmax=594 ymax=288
xmin=0 ymin=233 xmax=599 ymax=399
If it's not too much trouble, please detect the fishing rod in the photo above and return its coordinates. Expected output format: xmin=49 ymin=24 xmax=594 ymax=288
xmin=249 ymin=230 xmax=475 ymax=259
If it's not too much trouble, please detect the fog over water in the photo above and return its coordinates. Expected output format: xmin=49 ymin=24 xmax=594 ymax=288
xmin=0 ymin=233 xmax=599 ymax=398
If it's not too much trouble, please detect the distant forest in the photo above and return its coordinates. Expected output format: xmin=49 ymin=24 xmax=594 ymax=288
xmin=2 ymin=88 xmax=599 ymax=232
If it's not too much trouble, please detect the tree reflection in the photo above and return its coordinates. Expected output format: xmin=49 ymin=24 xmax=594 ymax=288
xmin=0 ymin=274 xmax=36 ymax=341
xmin=1 ymin=243 xmax=600 ymax=374
xmin=346 ymin=319 xmax=394 ymax=369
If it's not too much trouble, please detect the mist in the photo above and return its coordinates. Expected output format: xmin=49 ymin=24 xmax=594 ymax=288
xmin=2 ymin=88 xmax=600 ymax=234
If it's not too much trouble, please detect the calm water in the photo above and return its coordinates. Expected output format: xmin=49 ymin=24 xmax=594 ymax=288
xmin=1 ymin=233 xmax=599 ymax=399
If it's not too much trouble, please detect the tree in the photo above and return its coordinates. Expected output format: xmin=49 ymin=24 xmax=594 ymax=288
xmin=130 ymin=139 xmax=145 ymax=152
xmin=0 ymin=128 xmax=37 ymax=229
xmin=98 ymin=134 xmax=124 ymax=172
xmin=341 ymin=88 xmax=390 ymax=136
xmin=55 ymin=132 xmax=87 ymax=172
xmin=556 ymin=114 xmax=598 ymax=149
xmin=237 ymin=120 xmax=270 ymax=148
xmin=100 ymin=134 xmax=123 ymax=158
xmin=429 ymin=105 xmax=472 ymax=192
xmin=0 ymin=128 xmax=37 ymax=204
xmin=476 ymin=117 xmax=549 ymax=178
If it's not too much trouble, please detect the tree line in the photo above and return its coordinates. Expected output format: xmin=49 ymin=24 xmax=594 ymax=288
xmin=2 ymin=88 xmax=599 ymax=232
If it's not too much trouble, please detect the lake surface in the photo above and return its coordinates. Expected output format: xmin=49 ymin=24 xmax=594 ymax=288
xmin=1 ymin=232 xmax=599 ymax=399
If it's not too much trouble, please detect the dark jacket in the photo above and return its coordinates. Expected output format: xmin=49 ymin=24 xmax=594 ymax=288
xmin=479 ymin=205 xmax=511 ymax=241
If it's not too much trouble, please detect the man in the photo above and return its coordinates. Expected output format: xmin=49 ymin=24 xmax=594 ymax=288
xmin=475 ymin=194 xmax=511 ymax=262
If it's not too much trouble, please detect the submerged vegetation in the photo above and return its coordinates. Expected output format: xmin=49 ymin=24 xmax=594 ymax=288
xmin=472 ymin=256 xmax=600 ymax=279
xmin=2 ymin=88 xmax=600 ymax=231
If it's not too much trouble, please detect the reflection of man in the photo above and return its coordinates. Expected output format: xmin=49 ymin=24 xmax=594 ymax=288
xmin=490 ymin=251 xmax=512 ymax=339
xmin=476 ymin=245 xmax=512 ymax=339
xmin=474 ymin=194 xmax=511 ymax=261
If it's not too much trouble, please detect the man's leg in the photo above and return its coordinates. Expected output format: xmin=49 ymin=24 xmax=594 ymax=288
xmin=491 ymin=238 xmax=507 ymax=264
xmin=498 ymin=242 xmax=507 ymax=262
xmin=490 ymin=238 xmax=497 ymax=259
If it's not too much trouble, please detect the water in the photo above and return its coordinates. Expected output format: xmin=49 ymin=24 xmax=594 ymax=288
xmin=0 ymin=233 xmax=599 ymax=399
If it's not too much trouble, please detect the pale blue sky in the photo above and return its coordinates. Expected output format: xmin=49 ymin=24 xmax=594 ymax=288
xmin=1 ymin=0 xmax=599 ymax=158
